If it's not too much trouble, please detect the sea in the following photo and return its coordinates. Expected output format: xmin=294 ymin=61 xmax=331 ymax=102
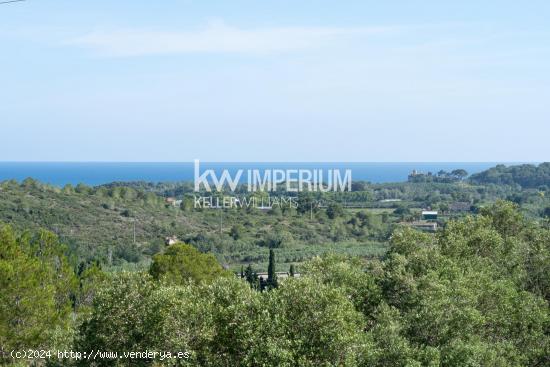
xmin=0 ymin=162 xmax=522 ymax=187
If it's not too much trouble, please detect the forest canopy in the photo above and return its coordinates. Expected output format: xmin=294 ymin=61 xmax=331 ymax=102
xmin=470 ymin=162 xmax=550 ymax=188
xmin=1 ymin=201 xmax=549 ymax=366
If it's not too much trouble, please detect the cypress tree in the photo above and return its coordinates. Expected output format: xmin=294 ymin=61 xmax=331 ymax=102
xmin=267 ymin=249 xmax=278 ymax=289
xmin=289 ymin=264 xmax=295 ymax=277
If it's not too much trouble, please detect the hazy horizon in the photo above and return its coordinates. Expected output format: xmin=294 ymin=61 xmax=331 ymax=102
xmin=0 ymin=161 xmax=532 ymax=186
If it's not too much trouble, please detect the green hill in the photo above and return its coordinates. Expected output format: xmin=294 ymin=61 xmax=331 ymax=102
xmin=0 ymin=178 xmax=388 ymax=271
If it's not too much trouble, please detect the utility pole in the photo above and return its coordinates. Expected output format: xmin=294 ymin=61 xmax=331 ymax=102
xmin=219 ymin=209 xmax=223 ymax=234
xmin=108 ymin=247 xmax=112 ymax=266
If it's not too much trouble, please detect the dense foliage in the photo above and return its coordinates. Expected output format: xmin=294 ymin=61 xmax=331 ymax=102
xmin=0 ymin=226 xmax=77 ymax=356
xmin=0 ymin=179 xmax=396 ymax=271
xmin=1 ymin=201 xmax=549 ymax=366
xmin=2 ymin=165 xmax=550 ymax=274
xmin=149 ymin=243 xmax=230 ymax=285
xmin=470 ymin=162 xmax=550 ymax=188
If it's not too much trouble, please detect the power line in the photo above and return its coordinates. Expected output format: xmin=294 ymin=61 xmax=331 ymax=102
xmin=0 ymin=0 xmax=25 ymax=5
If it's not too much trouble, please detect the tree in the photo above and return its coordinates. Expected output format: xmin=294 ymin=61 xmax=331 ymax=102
xmin=190 ymin=278 xmax=264 ymax=366
xmin=0 ymin=226 xmax=76 ymax=358
xmin=296 ymin=194 xmax=319 ymax=216
xmin=258 ymin=229 xmax=294 ymax=249
xmin=79 ymin=274 xmax=264 ymax=366
xmin=469 ymin=163 xmax=550 ymax=188
xmin=364 ymin=303 xmax=424 ymax=366
xmin=393 ymin=205 xmax=411 ymax=216
xmin=244 ymin=264 xmax=259 ymax=290
xmin=301 ymin=254 xmax=382 ymax=317
xmin=229 ymin=224 xmax=244 ymax=240
xmin=75 ymin=183 xmax=92 ymax=194
xmin=374 ymin=203 xmax=550 ymax=365
xmin=76 ymin=261 xmax=108 ymax=313
xmin=451 ymin=169 xmax=468 ymax=180
xmin=267 ymin=249 xmax=278 ymax=289
xmin=480 ymin=200 xmax=524 ymax=238
xmin=76 ymin=272 xmax=167 ymax=367
xmin=326 ymin=202 xmax=344 ymax=219
xmin=149 ymin=243 xmax=230 ymax=285
xmin=264 ymin=277 xmax=366 ymax=366
xmin=351 ymin=181 xmax=368 ymax=191
xmin=62 ymin=183 xmax=74 ymax=194
xmin=289 ymin=264 xmax=295 ymax=277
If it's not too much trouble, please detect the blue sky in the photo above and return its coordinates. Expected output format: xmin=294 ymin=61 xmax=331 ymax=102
xmin=1 ymin=0 xmax=549 ymax=161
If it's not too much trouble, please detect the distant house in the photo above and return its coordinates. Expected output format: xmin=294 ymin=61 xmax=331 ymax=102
xmin=165 ymin=197 xmax=183 ymax=207
xmin=256 ymin=272 xmax=300 ymax=281
xmin=422 ymin=210 xmax=438 ymax=220
xmin=164 ymin=236 xmax=178 ymax=245
xmin=257 ymin=206 xmax=272 ymax=212
xmin=408 ymin=221 xmax=438 ymax=232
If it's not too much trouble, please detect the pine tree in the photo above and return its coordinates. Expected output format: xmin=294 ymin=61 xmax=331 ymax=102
xmin=267 ymin=249 xmax=278 ymax=289
xmin=0 ymin=226 xmax=76 ymax=355
xmin=290 ymin=264 xmax=295 ymax=277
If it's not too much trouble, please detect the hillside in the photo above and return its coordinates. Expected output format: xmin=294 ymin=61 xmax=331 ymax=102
xmin=2 ymin=168 xmax=549 ymax=271
xmin=0 ymin=179 xmax=389 ymax=270
xmin=470 ymin=162 xmax=550 ymax=188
